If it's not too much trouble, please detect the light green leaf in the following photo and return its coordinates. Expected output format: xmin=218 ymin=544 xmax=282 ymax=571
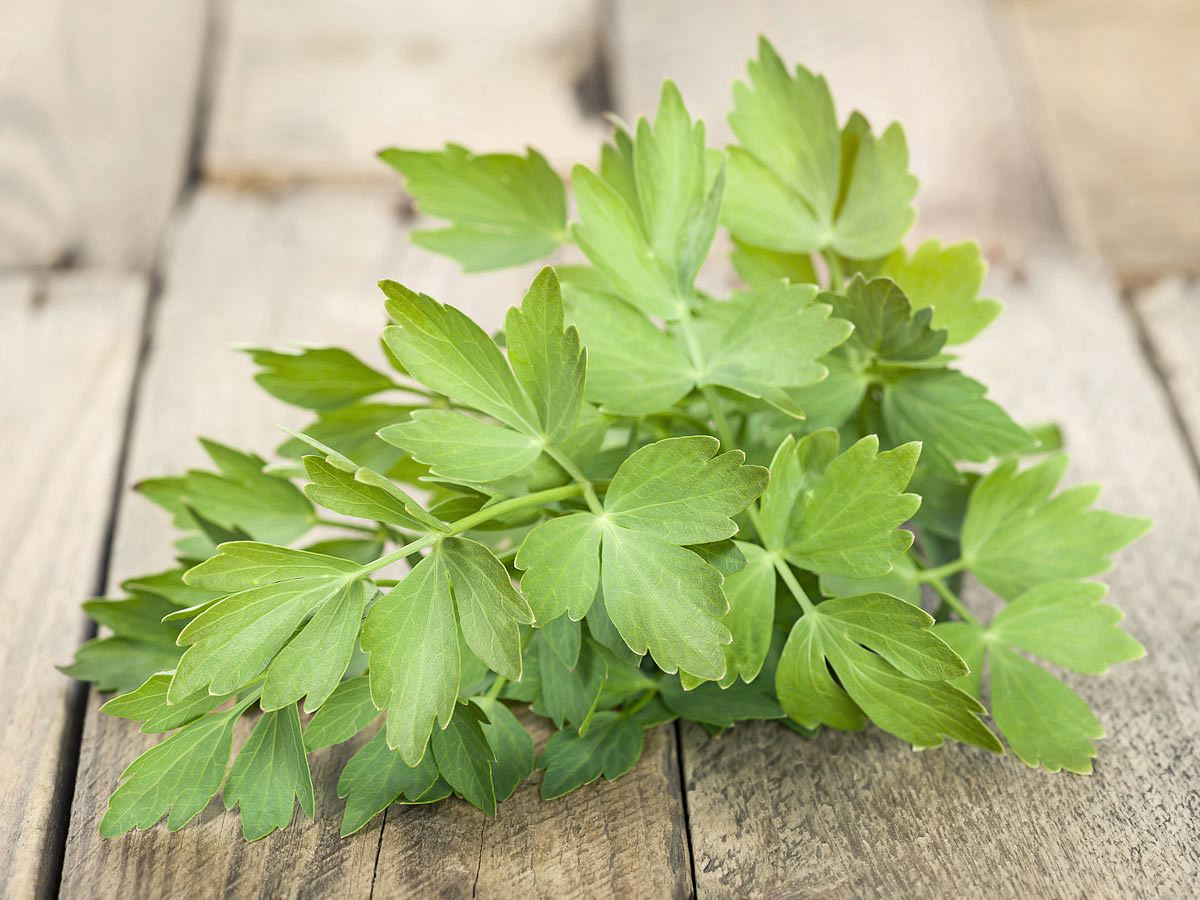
xmin=245 ymin=346 xmax=395 ymax=410
xmin=883 ymin=369 xmax=1030 ymax=464
xmin=831 ymin=113 xmax=917 ymax=259
xmin=336 ymin=728 xmax=439 ymax=836
xmin=303 ymin=675 xmax=380 ymax=751
xmin=504 ymin=267 xmax=586 ymax=443
xmin=223 ymin=705 xmax=315 ymax=841
xmin=731 ymin=240 xmax=818 ymax=289
xmin=820 ymin=552 xmax=922 ymax=607
xmin=361 ymin=552 xmax=459 ymax=765
xmin=100 ymin=674 xmax=224 ymax=734
xmin=83 ymin=593 xmax=180 ymax=645
xmin=301 ymin=454 xmax=434 ymax=531
xmin=379 ymin=145 xmax=566 ymax=271
xmin=717 ymin=542 xmax=776 ymax=687
xmin=961 ymin=455 xmax=1151 ymax=599
xmin=431 ymin=703 xmax=496 ymax=814
xmin=183 ymin=541 xmax=360 ymax=592
xmin=515 ymin=513 xmax=602 ymax=623
xmin=379 ymin=409 xmax=542 ymax=483
xmin=100 ymin=706 xmax=241 ymax=836
xmin=882 ymin=240 xmax=1002 ymax=344
xmin=278 ymin=402 xmax=414 ymax=474
xmin=536 ymin=710 xmax=644 ymax=799
xmin=381 ymin=281 xmax=538 ymax=432
xmin=441 ymin=537 xmax=532 ymax=680
xmin=474 ymin=697 xmax=535 ymax=802
xmin=61 ymin=637 xmax=182 ymax=694
xmin=605 ymin=436 xmax=768 ymax=545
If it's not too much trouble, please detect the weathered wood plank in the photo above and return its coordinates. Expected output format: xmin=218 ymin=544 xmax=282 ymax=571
xmin=678 ymin=256 xmax=1200 ymax=896
xmin=1136 ymin=277 xmax=1200 ymax=459
xmin=204 ymin=0 xmax=607 ymax=184
xmin=59 ymin=187 xmax=691 ymax=896
xmin=607 ymin=0 xmax=1061 ymax=257
xmin=0 ymin=274 xmax=144 ymax=898
xmin=1002 ymin=0 xmax=1200 ymax=280
xmin=0 ymin=0 xmax=210 ymax=268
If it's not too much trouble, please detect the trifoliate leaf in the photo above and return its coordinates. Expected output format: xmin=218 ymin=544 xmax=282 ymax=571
xmin=882 ymin=369 xmax=1030 ymax=464
xmin=336 ymin=728 xmax=439 ymax=836
xmin=561 ymin=275 xmax=695 ymax=416
xmin=474 ymin=698 xmax=535 ymax=801
xmin=777 ymin=594 xmax=996 ymax=750
xmin=441 ymin=537 xmax=532 ymax=679
xmin=604 ymin=436 xmax=768 ymax=544
xmin=882 ymin=240 xmax=1001 ymax=344
xmin=223 ymin=705 xmax=315 ymax=841
xmin=303 ymin=675 xmax=379 ymax=751
xmin=515 ymin=513 xmax=602 ymax=623
xmin=100 ymin=705 xmax=243 ymax=836
xmin=536 ymin=710 xmax=644 ymax=800
xmin=730 ymin=239 xmax=818 ymax=289
xmin=504 ymin=267 xmax=586 ymax=444
xmin=716 ymin=542 xmax=776 ymax=687
xmin=758 ymin=431 xmax=920 ymax=577
xmin=381 ymin=281 xmax=539 ymax=433
xmin=245 ymin=347 xmax=395 ymax=410
xmin=431 ymin=703 xmax=497 ymax=814
xmin=827 ymin=276 xmax=945 ymax=365
xmin=960 ymin=455 xmax=1151 ymax=599
xmin=724 ymin=39 xmax=915 ymax=258
xmin=379 ymin=410 xmax=542 ymax=483
xmin=379 ymin=145 xmax=567 ymax=272
xmin=101 ymin=674 xmax=224 ymax=734
xmin=361 ymin=551 xmax=459 ymax=766
xmin=659 ymin=677 xmax=784 ymax=727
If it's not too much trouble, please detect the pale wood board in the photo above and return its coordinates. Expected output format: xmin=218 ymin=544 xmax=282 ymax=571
xmin=0 ymin=0 xmax=210 ymax=268
xmin=204 ymin=0 xmax=608 ymax=184
xmin=59 ymin=187 xmax=691 ymax=896
xmin=606 ymin=0 xmax=1061 ymax=259
xmin=0 ymin=274 xmax=144 ymax=898
xmin=1002 ymin=0 xmax=1200 ymax=281
xmin=1136 ymin=277 xmax=1200 ymax=459
xmin=678 ymin=255 xmax=1200 ymax=897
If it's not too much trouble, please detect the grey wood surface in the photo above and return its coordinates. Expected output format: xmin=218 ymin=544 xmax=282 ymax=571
xmin=1136 ymin=278 xmax=1200 ymax=463
xmin=0 ymin=275 xmax=145 ymax=898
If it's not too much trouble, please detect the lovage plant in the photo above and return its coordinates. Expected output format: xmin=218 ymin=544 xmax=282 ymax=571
xmin=66 ymin=39 xmax=1149 ymax=841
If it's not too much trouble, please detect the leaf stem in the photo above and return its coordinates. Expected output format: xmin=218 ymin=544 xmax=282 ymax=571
xmin=698 ymin=383 xmax=765 ymax=542
xmin=544 ymin=444 xmax=604 ymax=515
xmin=925 ymin=574 xmax=980 ymax=625
xmin=822 ymin=248 xmax=844 ymax=291
xmin=773 ymin=557 xmax=817 ymax=616
xmin=357 ymin=482 xmax=586 ymax=576
xmin=623 ymin=687 xmax=659 ymax=717
xmin=915 ymin=558 xmax=968 ymax=582
xmin=485 ymin=676 xmax=508 ymax=701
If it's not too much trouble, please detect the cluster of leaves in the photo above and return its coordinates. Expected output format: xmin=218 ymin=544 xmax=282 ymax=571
xmin=64 ymin=38 xmax=1149 ymax=842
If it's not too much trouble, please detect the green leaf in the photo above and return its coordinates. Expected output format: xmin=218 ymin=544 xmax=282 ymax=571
xmin=336 ymin=728 xmax=439 ymax=836
xmin=82 ymin=593 xmax=181 ymax=645
xmin=604 ymin=436 xmax=768 ymax=544
xmin=827 ymin=276 xmax=945 ymax=365
xmin=361 ymin=551 xmax=458 ymax=765
xmin=61 ymin=637 xmax=182 ymax=693
xmin=100 ymin=706 xmax=241 ymax=836
xmin=441 ymin=537 xmax=532 ymax=679
xmin=223 ymin=705 xmax=315 ymax=840
xmin=536 ymin=710 xmax=644 ymax=799
xmin=882 ymin=240 xmax=1001 ymax=344
xmin=379 ymin=145 xmax=566 ymax=271
xmin=515 ymin=513 xmax=602 ymax=623
xmin=245 ymin=346 xmax=395 ymax=410
xmin=504 ymin=267 xmax=586 ymax=444
xmin=279 ymin=403 xmax=414 ymax=474
xmin=832 ymin=112 xmax=917 ymax=259
xmin=961 ymin=455 xmax=1151 ymax=599
xmin=659 ymin=677 xmax=784 ymax=727
xmin=431 ymin=703 xmax=497 ymax=814
xmin=100 ymin=674 xmax=224 ymax=734
xmin=121 ymin=568 xmax=222 ymax=609
xmin=380 ymin=410 xmax=541 ymax=483
xmin=731 ymin=239 xmax=818 ymax=289
xmin=381 ymin=281 xmax=538 ymax=433
xmin=716 ymin=542 xmax=776 ymax=687
xmin=303 ymin=675 xmax=380 ymax=751
xmin=301 ymin=454 xmax=436 ymax=531
xmin=184 ymin=541 xmax=361 ymax=591
xmin=759 ymin=431 xmax=920 ymax=577
xmin=820 ymin=552 xmax=922 ymax=607
xmin=534 ymin=635 xmax=605 ymax=730
xmin=474 ymin=698 xmax=535 ymax=801
xmin=883 ymin=369 xmax=1030 ymax=464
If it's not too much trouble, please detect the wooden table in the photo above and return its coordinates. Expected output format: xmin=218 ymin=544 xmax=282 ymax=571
xmin=2 ymin=1 xmax=1197 ymax=896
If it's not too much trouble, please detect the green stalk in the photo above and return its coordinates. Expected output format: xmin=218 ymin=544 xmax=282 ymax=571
xmin=916 ymin=558 xmax=968 ymax=582
xmin=773 ymin=557 xmax=817 ymax=616
xmin=925 ymin=574 xmax=980 ymax=625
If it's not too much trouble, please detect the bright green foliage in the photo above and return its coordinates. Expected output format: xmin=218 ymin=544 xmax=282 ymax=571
xmin=380 ymin=145 xmax=567 ymax=271
xmin=71 ymin=38 xmax=1151 ymax=843
xmin=937 ymin=580 xmax=1145 ymax=773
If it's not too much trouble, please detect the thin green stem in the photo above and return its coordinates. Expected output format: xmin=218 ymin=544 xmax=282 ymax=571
xmin=623 ymin=687 xmax=659 ymax=717
xmin=372 ymin=578 xmax=400 ymax=588
xmin=915 ymin=558 xmax=968 ymax=582
xmin=925 ymin=575 xmax=980 ymax=625
xmin=485 ymin=676 xmax=508 ymax=701
xmin=822 ymin=248 xmax=844 ymax=291
xmin=544 ymin=444 xmax=604 ymax=515
xmin=773 ymin=557 xmax=817 ymax=615
xmin=358 ymin=482 xmax=586 ymax=576
xmin=698 ymin=383 xmax=764 ymax=541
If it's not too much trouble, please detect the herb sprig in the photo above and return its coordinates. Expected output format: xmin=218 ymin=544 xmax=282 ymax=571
xmin=65 ymin=38 xmax=1149 ymax=841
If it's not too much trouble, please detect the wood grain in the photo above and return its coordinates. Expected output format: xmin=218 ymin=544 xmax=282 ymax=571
xmin=1002 ymin=0 xmax=1200 ymax=280
xmin=679 ymin=256 xmax=1200 ymax=897
xmin=0 ymin=0 xmax=210 ymax=268
xmin=606 ymin=0 xmax=1061 ymax=258
xmin=204 ymin=0 xmax=607 ymax=184
xmin=0 ymin=274 xmax=144 ymax=898
xmin=1136 ymin=277 xmax=1200 ymax=460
